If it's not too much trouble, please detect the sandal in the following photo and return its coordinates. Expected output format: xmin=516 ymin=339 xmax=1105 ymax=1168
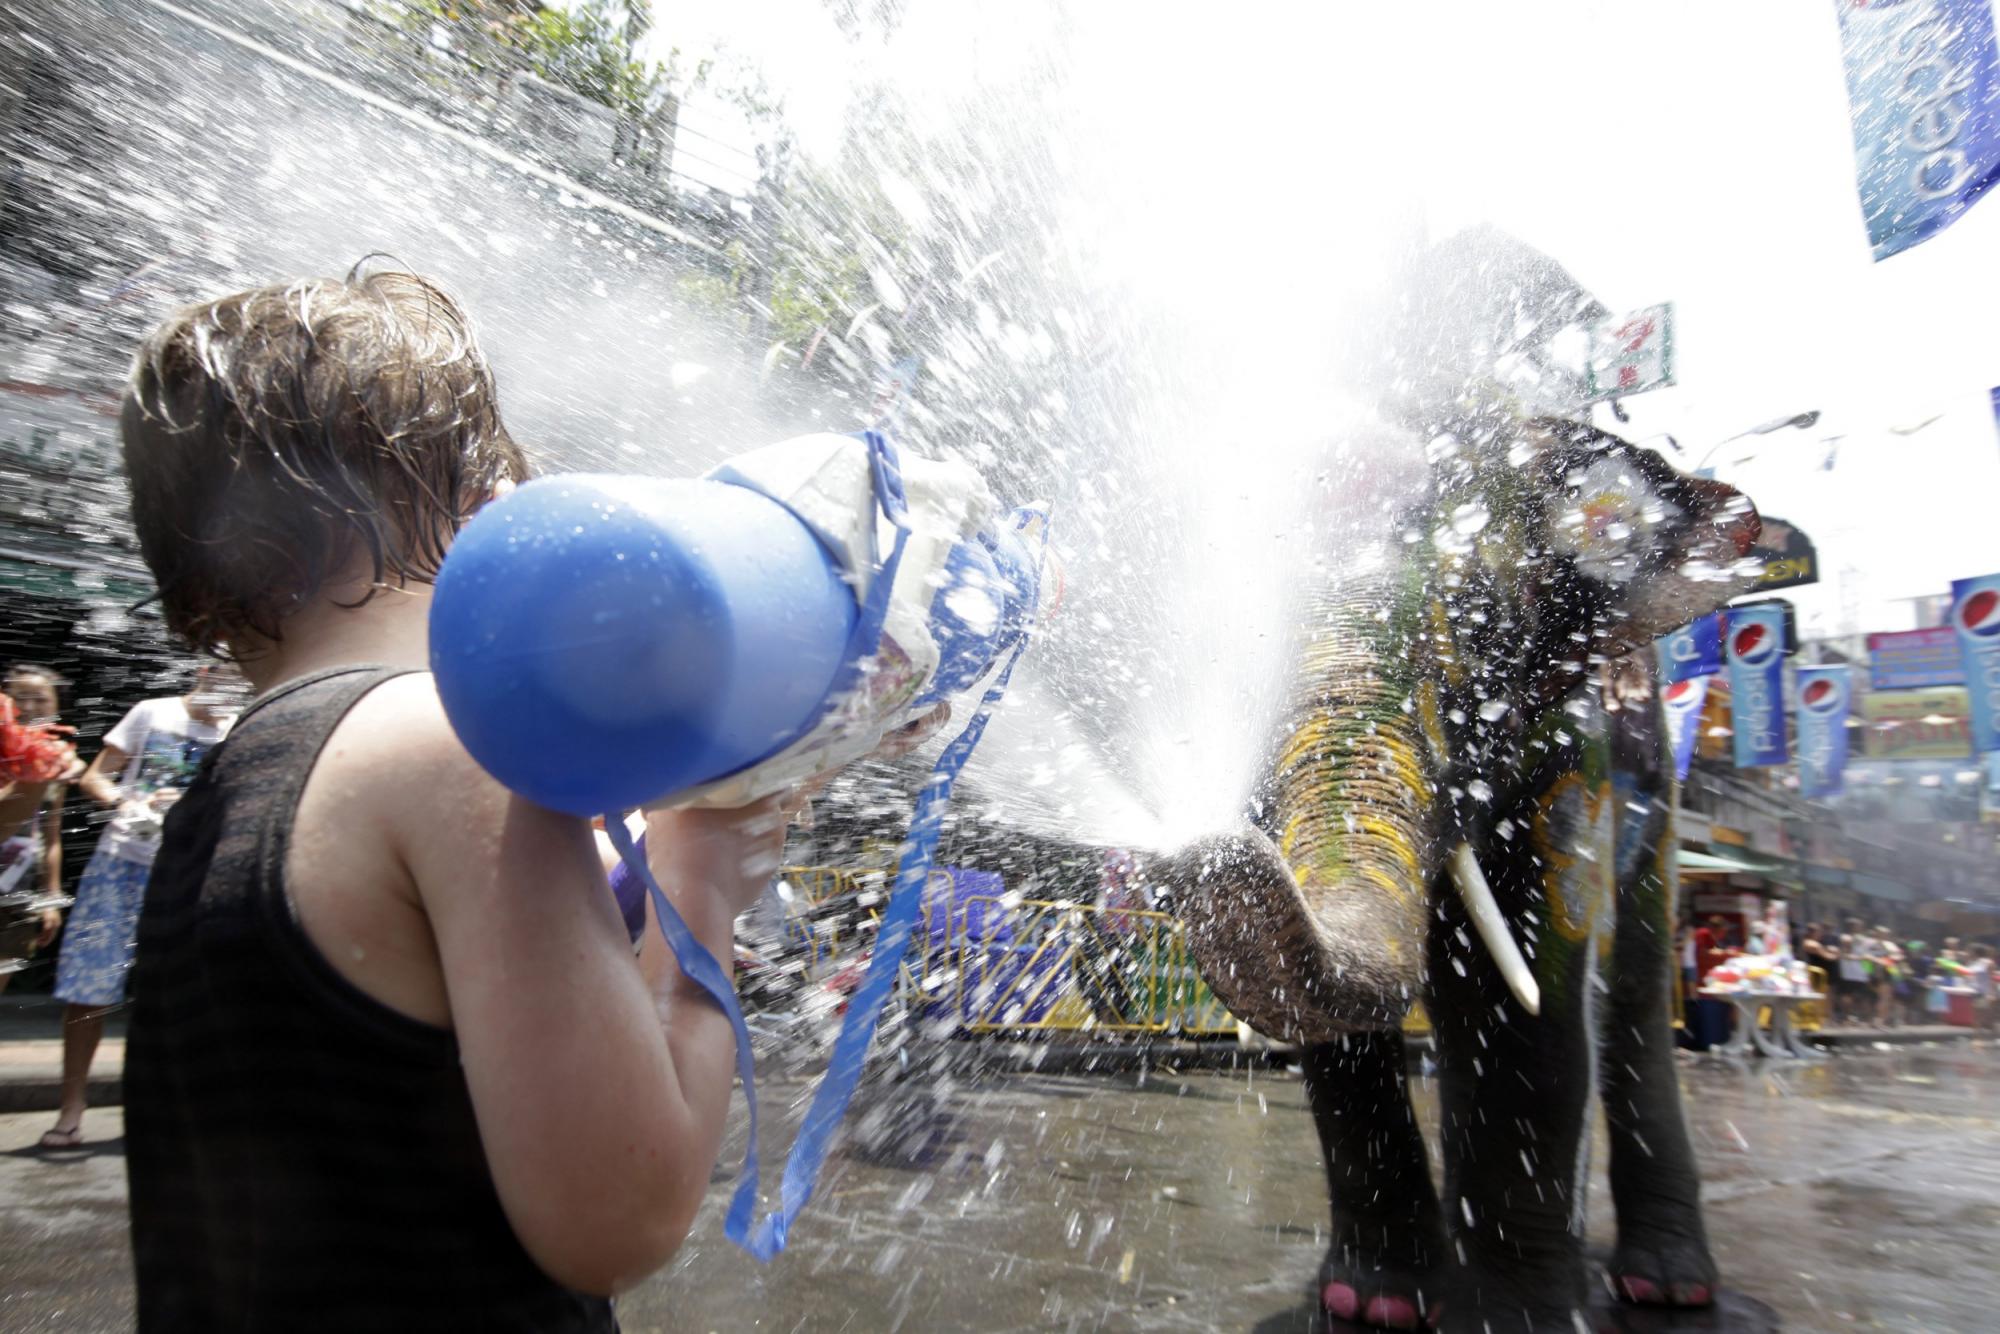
xmin=36 ymin=1125 xmax=84 ymax=1150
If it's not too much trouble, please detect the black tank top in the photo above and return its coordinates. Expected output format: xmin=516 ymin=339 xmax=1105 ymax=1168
xmin=124 ymin=667 xmax=617 ymax=1333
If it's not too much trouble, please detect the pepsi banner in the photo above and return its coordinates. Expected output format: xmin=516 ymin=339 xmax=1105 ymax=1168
xmin=1950 ymin=572 xmax=2000 ymax=751
xmin=1833 ymin=0 xmax=2000 ymax=261
xmin=1661 ymin=674 xmax=1711 ymax=783
xmin=1658 ymin=614 xmax=1723 ymax=684
xmin=1725 ymin=604 xmax=1789 ymax=768
xmin=1796 ymin=665 xmax=1853 ymax=798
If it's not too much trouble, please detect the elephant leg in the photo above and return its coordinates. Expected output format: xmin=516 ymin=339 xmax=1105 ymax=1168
xmin=1600 ymin=842 xmax=1718 ymax=1307
xmin=1429 ymin=899 xmax=1598 ymax=1328
xmin=1303 ymin=1033 xmax=1447 ymax=1330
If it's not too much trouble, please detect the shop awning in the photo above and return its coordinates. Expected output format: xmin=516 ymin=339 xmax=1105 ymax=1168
xmin=1677 ymin=847 xmax=1810 ymax=889
xmin=1678 ymin=850 xmax=1759 ymax=874
xmin=1751 ymin=856 xmax=1807 ymax=891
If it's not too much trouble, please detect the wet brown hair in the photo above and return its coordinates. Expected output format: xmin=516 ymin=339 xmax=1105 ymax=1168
xmin=120 ymin=265 xmax=529 ymax=656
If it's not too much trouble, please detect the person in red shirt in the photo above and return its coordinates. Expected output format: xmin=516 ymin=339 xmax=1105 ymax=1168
xmin=1694 ymin=917 xmax=1727 ymax=984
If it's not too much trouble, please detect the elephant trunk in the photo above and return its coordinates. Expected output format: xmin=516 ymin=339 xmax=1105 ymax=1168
xmin=1157 ymin=585 xmax=1438 ymax=1041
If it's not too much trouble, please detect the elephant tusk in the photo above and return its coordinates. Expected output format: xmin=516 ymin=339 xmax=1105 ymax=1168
xmin=1448 ymin=842 xmax=1541 ymax=1016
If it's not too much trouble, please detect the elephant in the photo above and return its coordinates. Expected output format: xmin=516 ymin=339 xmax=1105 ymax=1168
xmin=1151 ymin=410 xmax=1761 ymax=1330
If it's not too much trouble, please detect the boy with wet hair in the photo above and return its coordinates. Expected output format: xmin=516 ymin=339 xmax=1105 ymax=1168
xmin=117 ymin=266 xmax=926 ymax=1329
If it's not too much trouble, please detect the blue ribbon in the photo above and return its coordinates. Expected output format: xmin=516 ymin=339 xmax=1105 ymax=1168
xmin=602 ymin=815 xmax=765 ymax=1244
xmin=606 ymin=636 xmax=1033 ymax=1261
xmin=604 ymin=434 xmax=1046 ymax=1261
xmin=823 ymin=431 xmax=910 ymax=710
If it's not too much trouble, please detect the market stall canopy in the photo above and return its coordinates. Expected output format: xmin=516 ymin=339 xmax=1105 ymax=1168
xmin=1678 ymin=850 xmax=1760 ymax=875
xmin=1678 ymin=848 xmax=1807 ymax=889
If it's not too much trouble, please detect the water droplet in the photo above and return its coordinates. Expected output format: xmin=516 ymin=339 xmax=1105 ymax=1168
xmin=1450 ymin=500 xmax=1491 ymax=536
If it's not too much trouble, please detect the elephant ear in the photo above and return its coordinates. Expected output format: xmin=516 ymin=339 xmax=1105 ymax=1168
xmin=1519 ymin=418 xmax=1761 ymax=661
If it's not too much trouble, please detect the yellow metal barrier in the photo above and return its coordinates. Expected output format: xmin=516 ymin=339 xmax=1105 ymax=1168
xmin=946 ymin=896 xmax=1252 ymax=1035
xmin=770 ymin=866 xmax=885 ymax=969
xmin=772 ymin=867 xmax=1718 ymax=1040
xmin=775 ymin=866 xmax=870 ymax=908
xmin=1794 ymin=966 xmax=1829 ymax=1032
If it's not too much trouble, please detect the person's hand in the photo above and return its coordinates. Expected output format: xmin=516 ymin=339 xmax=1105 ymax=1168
xmin=33 ymin=907 xmax=60 ymax=951
xmin=117 ymin=797 xmax=166 ymax=839
xmin=642 ymin=795 xmax=794 ymax=921
xmin=774 ymin=702 xmax=954 ymax=824
xmin=639 ymin=704 xmax=953 ymax=924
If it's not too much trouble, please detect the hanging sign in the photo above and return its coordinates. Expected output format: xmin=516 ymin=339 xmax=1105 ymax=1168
xmin=1797 ymin=665 xmax=1853 ymax=797
xmin=1663 ymin=674 xmax=1712 ymax=783
xmin=1832 ymin=0 xmax=2000 ymax=261
xmin=1725 ymin=603 xmax=1789 ymax=768
xmin=1860 ymin=687 xmax=1972 ymax=759
xmin=1868 ymin=625 xmax=1965 ymax=689
xmin=1584 ymin=303 xmax=1674 ymax=402
xmin=1949 ymin=572 xmax=2000 ymax=751
xmin=1658 ymin=613 xmax=1723 ymax=684
xmin=1746 ymin=516 xmax=1819 ymax=592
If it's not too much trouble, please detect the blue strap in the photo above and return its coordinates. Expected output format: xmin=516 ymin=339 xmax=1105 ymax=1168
xmin=823 ymin=431 xmax=909 ymax=707
xmin=604 ymin=634 xmax=1033 ymax=1262
xmin=749 ymin=634 xmax=1030 ymax=1258
xmin=602 ymin=817 xmax=765 ymax=1244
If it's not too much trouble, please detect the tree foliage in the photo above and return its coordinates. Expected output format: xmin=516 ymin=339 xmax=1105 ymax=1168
xmin=403 ymin=1 xmax=686 ymax=118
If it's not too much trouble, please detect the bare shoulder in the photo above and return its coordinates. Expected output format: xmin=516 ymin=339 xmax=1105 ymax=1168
xmin=289 ymin=671 xmax=497 ymax=1027
xmin=331 ymin=672 xmax=467 ymax=770
xmin=325 ymin=673 xmax=548 ymax=877
xmin=330 ymin=673 xmax=592 ymax=914
xmin=292 ymin=671 xmax=599 ymax=1027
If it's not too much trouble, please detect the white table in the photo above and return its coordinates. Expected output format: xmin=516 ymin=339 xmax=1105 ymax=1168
xmin=1700 ymin=989 xmax=1825 ymax=1060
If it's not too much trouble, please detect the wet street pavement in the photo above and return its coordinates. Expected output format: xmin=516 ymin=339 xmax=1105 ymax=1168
xmin=2 ymin=1044 xmax=1996 ymax=1331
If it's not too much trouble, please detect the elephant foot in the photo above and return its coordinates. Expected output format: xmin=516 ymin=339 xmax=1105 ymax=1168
xmin=1608 ymin=1236 xmax=1718 ymax=1308
xmin=1319 ymin=1256 xmax=1440 ymax=1330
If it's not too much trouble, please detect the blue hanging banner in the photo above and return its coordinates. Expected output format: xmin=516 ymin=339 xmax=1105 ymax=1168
xmin=1658 ymin=613 xmax=1723 ymax=684
xmin=1949 ymin=571 xmax=2000 ymax=752
xmin=1832 ymin=0 xmax=2000 ymax=261
xmin=1661 ymin=673 xmax=1712 ymax=783
xmin=1725 ymin=604 xmax=1790 ymax=768
xmin=1796 ymin=665 xmax=1853 ymax=797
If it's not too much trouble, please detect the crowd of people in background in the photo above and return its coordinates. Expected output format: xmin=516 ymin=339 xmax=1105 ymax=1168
xmin=0 ymin=662 xmax=243 ymax=1147
xmin=1681 ymin=909 xmax=1996 ymax=1033
xmin=1815 ymin=918 xmax=1997 ymax=1031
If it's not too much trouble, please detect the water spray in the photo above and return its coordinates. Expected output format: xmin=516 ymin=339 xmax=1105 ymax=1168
xmin=429 ymin=429 xmax=1050 ymax=1260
